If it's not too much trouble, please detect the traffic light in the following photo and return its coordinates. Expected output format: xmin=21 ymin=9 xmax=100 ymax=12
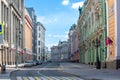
xmin=0 ymin=23 xmax=4 ymax=34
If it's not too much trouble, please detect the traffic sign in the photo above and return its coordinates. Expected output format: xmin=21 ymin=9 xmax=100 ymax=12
xmin=0 ymin=23 xmax=4 ymax=34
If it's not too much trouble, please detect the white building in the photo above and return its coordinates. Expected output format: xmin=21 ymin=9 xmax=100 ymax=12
xmin=51 ymin=41 xmax=69 ymax=62
xmin=58 ymin=41 xmax=69 ymax=61
xmin=51 ymin=46 xmax=59 ymax=62
xmin=36 ymin=22 xmax=46 ymax=61
xmin=45 ymin=46 xmax=51 ymax=61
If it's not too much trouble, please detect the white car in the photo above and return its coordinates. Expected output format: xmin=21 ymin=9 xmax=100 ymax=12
xmin=24 ymin=61 xmax=33 ymax=67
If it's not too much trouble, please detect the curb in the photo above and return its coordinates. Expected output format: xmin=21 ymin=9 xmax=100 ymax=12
xmin=60 ymin=70 xmax=102 ymax=80
xmin=59 ymin=64 xmax=101 ymax=80
xmin=59 ymin=64 xmax=84 ymax=79
xmin=9 ymin=69 xmax=20 ymax=77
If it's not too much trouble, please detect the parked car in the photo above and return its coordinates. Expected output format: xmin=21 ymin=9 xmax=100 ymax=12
xmin=24 ymin=62 xmax=33 ymax=67
xmin=35 ymin=61 xmax=40 ymax=65
xmin=35 ymin=60 xmax=42 ymax=65
xmin=39 ymin=61 xmax=43 ymax=65
xmin=32 ymin=61 xmax=37 ymax=66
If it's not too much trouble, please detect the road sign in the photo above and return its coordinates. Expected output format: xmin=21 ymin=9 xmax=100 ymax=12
xmin=0 ymin=23 xmax=4 ymax=34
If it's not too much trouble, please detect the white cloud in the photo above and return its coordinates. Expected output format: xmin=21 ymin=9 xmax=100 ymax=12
xmin=47 ymin=30 xmax=69 ymax=40
xmin=65 ymin=31 xmax=69 ymax=35
xmin=46 ymin=33 xmax=68 ymax=51
xmin=37 ymin=16 xmax=46 ymax=23
xmin=37 ymin=16 xmax=57 ymax=25
xmin=71 ymin=2 xmax=84 ymax=10
xmin=48 ymin=34 xmax=68 ymax=39
xmin=46 ymin=43 xmax=58 ymax=50
xmin=37 ymin=12 xmax=77 ymax=28
xmin=48 ymin=34 xmax=52 ymax=37
xmin=62 ymin=0 xmax=69 ymax=6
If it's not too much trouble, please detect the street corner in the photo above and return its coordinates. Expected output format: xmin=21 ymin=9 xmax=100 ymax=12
xmin=9 ymin=68 xmax=21 ymax=77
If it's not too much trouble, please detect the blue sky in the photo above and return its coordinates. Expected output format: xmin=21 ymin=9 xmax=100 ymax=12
xmin=25 ymin=0 xmax=84 ymax=50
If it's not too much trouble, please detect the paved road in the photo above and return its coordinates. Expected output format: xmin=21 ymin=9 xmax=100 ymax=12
xmin=10 ymin=62 xmax=83 ymax=80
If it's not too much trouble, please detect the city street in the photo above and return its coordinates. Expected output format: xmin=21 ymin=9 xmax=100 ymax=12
xmin=10 ymin=62 xmax=83 ymax=80
xmin=0 ymin=0 xmax=120 ymax=80
xmin=0 ymin=62 xmax=120 ymax=80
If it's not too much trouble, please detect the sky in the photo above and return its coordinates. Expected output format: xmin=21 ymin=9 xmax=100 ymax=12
xmin=25 ymin=0 xmax=84 ymax=50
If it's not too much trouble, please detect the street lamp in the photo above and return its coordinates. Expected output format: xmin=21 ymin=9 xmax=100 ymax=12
xmin=93 ymin=38 xmax=101 ymax=69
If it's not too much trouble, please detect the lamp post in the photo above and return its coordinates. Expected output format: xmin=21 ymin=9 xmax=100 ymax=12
xmin=93 ymin=38 xmax=101 ymax=69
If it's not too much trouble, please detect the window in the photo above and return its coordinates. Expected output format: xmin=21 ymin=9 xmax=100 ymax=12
xmin=38 ymin=47 xmax=40 ymax=53
xmin=38 ymin=41 xmax=40 ymax=45
xmin=39 ymin=33 xmax=40 ymax=37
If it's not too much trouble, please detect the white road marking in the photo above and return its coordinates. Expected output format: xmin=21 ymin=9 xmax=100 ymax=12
xmin=17 ymin=77 xmax=23 ymax=80
xmin=28 ymin=77 xmax=35 ymax=80
xmin=37 ymin=71 xmax=48 ymax=80
xmin=0 ymin=79 xmax=11 ymax=80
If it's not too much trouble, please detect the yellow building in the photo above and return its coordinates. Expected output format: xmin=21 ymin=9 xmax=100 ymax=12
xmin=24 ymin=8 xmax=33 ymax=61
xmin=106 ymin=0 xmax=120 ymax=69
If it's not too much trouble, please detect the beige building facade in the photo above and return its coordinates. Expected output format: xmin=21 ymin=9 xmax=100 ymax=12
xmin=24 ymin=8 xmax=33 ymax=61
xmin=106 ymin=0 xmax=120 ymax=69
xmin=0 ymin=0 xmax=24 ymax=66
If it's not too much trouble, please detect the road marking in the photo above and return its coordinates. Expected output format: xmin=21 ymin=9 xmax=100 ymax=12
xmin=17 ymin=77 xmax=23 ymax=80
xmin=0 ymin=79 xmax=11 ymax=80
xmin=50 ymin=77 xmax=60 ymax=80
xmin=16 ymin=76 xmax=84 ymax=80
xmin=22 ymin=77 xmax=29 ymax=80
xmin=46 ymin=77 xmax=53 ymax=80
xmin=37 ymin=71 xmax=48 ymax=80
xmin=28 ymin=77 xmax=35 ymax=80
xmin=61 ymin=77 xmax=70 ymax=80
xmin=34 ymin=77 xmax=41 ymax=80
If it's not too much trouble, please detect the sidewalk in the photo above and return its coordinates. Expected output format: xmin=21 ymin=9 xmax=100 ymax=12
xmin=0 ymin=68 xmax=17 ymax=79
xmin=60 ymin=62 xmax=120 ymax=80
xmin=0 ymin=64 xmax=23 ymax=80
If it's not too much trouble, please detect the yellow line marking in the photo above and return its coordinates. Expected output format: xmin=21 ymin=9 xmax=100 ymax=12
xmin=34 ymin=77 xmax=42 ymax=80
xmin=23 ymin=77 xmax=29 ymax=80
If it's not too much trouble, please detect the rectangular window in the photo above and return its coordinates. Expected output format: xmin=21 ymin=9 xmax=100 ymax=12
xmin=38 ymin=47 xmax=40 ymax=53
xmin=1 ymin=2 xmax=3 ymax=22
xmin=6 ymin=8 xmax=9 ymax=41
xmin=39 ymin=33 xmax=40 ymax=37
xmin=4 ymin=4 xmax=6 ymax=40
xmin=38 ymin=41 xmax=40 ymax=45
xmin=13 ymin=13 xmax=15 ymax=43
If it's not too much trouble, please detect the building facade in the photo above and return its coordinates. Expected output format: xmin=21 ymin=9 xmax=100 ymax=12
xmin=45 ymin=46 xmax=51 ymax=61
xmin=106 ymin=0 xmax=120 ymax=69
xmin=58 ymin=41 xmax=69 ymax=61
xmin=68 ymin=24 xmax=79 ymax=62
xmin=68 ymin=24 xmax=76 ymax=61
xmin=24 ymin=8 xmax=33 ymax=61
xmin=26 ymin=8 xmax=37 ymax=61
xmin=78 ymin=0 xmax=107 ymax=68
xmin=51 ymin=46 xmax=59 ymax=62
xmin=36 ymin=22 xmax=46 ymax=61
xmin=51 ymin=41 xmax=69 ymax=62
xmin=0 ymin=0 xmax=24 ymax=66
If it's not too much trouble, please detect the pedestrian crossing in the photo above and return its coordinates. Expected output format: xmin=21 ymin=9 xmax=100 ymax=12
xmin=16 ymin=76 xmax=84 ymax=80
xmin=0 ymin=79 xmax=10 ymax=80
